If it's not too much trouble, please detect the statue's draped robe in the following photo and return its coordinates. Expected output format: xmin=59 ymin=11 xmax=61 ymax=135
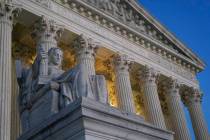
xmin=55 ymin=64 xmax=94 ymax=108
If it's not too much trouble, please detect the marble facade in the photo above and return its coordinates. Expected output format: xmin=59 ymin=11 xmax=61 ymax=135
xmin=0 ymin=0 xmax=209 ymax=140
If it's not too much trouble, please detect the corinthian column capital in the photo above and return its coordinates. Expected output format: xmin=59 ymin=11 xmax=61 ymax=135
xmin=32 ymin=16 xmax=63 ymax=42
xmin=73 ymin=34 xmax=98 ymax=57
xmin=113 ymin=54 xmax=133 ymax=73
xmin=73 ymin=34 xmax=98 ymax=75
xmin=182 ymin=88 xmax=203 ymax=106
xmin=32 ymin=16 xmax=63 ymax=54
xmin=166 ymin=78 xmax=180 ymax=95
xmin=140 ymin=66 xmax=158 ymax=83
xmin=0 ymin=1 xmax=21 ymax=26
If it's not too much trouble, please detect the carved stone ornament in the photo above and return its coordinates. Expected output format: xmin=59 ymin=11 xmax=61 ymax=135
xmin=140 ymin=66 xmax=159 ymax=83
xmin=182 ymin=88 xmax=203 ymax=106
xmin=81 ymin=0 xmax=147 ymax=34
xmin=31 ymin=16 xmax=63 ymax=45
xmin=112 ymin=53 xmax=133 ymax=73
xmin=73 ymin=34 xmax=98 ymax=57
xmin=75 ymin=0 xmax=180 ymax=52
xmin=0 ymin=0 xmax=21 ymax=26
xmin=167 ymin=78 xmax=180 ymax=95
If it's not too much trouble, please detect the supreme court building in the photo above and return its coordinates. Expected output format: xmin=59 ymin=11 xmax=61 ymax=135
xmin=0 ymin=0 xmax=209 ymax=140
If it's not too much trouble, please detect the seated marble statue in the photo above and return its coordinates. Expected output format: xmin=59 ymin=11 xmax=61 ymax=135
xmin=47 ymin=47 xmax=95 ymax=108
xmin=17 ymin=47 xmax=108 ymax=132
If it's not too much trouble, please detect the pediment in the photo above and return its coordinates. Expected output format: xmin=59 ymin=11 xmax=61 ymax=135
xmin=128 ymin=0 xmax=205 ymax=68
xmin=57 ymin=0 xmax=205 ymax=71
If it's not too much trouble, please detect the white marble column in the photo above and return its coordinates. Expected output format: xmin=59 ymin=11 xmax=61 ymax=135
xmin=113 ymin=54 xmax=135 ymax=113
xmin=166 ymin=79 xmax=191 ymax=140
xmin=164 ymin=114 xmax=173 ymax=131
xmin=73 ymin=35 xmax=97 ymax=76
xmin=140 ymin=66 xmax=166 ymax=129
xmin=32 ymin=16 xmax=63 ymax=77
xmin=0 ymin=1 xmax=19 ymax=140
xmin=183 ymin=88 xmax=209 ymax=140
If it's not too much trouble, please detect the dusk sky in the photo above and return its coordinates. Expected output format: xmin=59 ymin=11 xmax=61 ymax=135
xmin=137 ymin=0 xmax=210 ymax=139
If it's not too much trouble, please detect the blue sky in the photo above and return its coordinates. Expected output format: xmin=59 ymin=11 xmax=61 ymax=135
xmin=137 ymin=0 xmax=210 ymax=139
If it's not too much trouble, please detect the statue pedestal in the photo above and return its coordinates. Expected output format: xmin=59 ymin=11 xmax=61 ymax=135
xmin=18 ymin=97 xmax=174 ymax=140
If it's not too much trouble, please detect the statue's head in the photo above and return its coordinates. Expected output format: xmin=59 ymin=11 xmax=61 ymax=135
xmin=48 ymin=47 xmax=63 ymax=67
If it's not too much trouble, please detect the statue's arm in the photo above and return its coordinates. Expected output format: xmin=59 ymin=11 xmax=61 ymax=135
xmin=30 ymin=81 xmax=60 ymax=105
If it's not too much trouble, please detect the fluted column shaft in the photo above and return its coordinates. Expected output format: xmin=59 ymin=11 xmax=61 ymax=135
xmin=113 ymin=54 xmax=135 ymax=113
xmin=184 ymin=89 xmax=209 ymax=140
xmin=73 ymin=35 xmax=97 ymax=76
xmin=0 ymin=2 xmax=18 ymax=140
xmin=141 ymin=67 xmax=166 ymax=129
xmin=166 ymin=80 xmax=191 ymax=140
xmin=11 ymin=60 xmax=21 ymax=140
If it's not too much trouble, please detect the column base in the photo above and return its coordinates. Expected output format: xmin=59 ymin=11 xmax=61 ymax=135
xmin=18 ymin=97 xmax=173 ymax=140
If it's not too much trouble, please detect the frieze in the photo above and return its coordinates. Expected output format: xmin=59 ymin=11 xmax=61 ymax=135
xmin=148 ymin=52 xmax=196 ymax=82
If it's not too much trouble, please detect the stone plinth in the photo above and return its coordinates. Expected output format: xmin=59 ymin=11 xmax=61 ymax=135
xmin=18 ymin=97 xmax=174 ymax=140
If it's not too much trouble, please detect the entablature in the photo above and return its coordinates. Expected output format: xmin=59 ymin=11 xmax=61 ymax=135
xmin=51 ymin=0 xmax=205 ymax=74
xmin=14 ymin=0 xmax=200 ymax=88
